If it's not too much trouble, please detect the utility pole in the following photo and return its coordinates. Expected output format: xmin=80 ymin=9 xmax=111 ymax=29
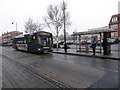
xmin=63 ymin=0 xmax=67 ymax=52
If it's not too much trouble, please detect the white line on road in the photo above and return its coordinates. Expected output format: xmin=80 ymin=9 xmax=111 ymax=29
xmin=100 ymin=67 xmax=118 ymax=73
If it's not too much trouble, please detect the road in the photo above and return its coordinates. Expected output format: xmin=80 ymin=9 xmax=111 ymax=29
xmin=1 ymin=46 xmax=119 ymax=88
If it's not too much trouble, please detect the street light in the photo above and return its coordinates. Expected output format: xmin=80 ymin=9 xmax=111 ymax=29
xmin=12 ymin=22 xmax=17 ymax=31
xmin=12 ymin=22 xmax=18 ymax=36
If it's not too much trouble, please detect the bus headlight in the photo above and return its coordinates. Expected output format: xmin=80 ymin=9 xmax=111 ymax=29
xmin=38 ymin=48 xmax=41 ymax=51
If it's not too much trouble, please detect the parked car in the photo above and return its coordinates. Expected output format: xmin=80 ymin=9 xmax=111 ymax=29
xmin=110 ymin=38 xmax=120 ymax=44
xmin=97 ymin=38 xmax=120 ymax=45
xmin=53 ymin=42 xmax=60 ymax=48
xmin=76 ymin=40 xmax=92 ymax=45
xmin=70 ymin=40 xmax=76 ymax=44
xmin=6 ymin=43 xmax=12 ymax=46
xmin=58 ymin=41 xmax=64 ymax=45
xmin=97 ymin=39 xmax=111 ymax=45
xmin=66 ymin=41 xmax=74 ymax=45
xmin=76 ymin=40 xmax=85 ymax=45
xmin=86 ymin=40 xmax=92 ymax=44
xmin=110 ymin=38 xmax=116 ymax=44
xmin=72 ymin=41 xmax=77 ymax=44
xmin=97 ymin=39 xmax=103 ymax=46
xmin=113 ymin=38 xmax=120 ymax=44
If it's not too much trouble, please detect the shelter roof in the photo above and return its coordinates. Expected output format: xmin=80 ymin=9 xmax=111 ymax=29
xmin=72 ymin=27 xmax=116 ymax=36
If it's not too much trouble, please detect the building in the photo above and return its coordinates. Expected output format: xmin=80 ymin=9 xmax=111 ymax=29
xmin=109 ymin=14 xmax=120 ymax=38
xmin=2 ymin=31 xmax=23 ymax=44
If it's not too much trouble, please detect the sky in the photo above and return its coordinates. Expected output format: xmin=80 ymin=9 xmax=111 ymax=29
xmin=0 ymin=0 xmax=119 ymax=36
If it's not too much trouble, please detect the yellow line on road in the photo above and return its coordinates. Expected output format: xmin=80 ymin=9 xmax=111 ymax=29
xmin=39 ymin=73 xmax=66 ymax=87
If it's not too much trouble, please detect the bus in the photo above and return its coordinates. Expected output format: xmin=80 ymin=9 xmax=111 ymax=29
xmin=12 ymin=31 xmax=53 ymax=53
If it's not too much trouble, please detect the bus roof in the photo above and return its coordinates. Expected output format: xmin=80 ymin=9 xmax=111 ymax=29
xmin=14 ymin=31 xmax=51 ymax=38
xmin=33 ymin=31 xmax=51 ymax=34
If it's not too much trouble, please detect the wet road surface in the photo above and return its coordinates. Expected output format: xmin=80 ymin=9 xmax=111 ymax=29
xmin=52 ymin=53 xmax=118 ymax=72
xmin=1 ymin=46 xmax=119 ymax=88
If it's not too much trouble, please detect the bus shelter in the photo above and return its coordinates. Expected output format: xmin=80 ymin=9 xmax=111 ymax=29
xmin=72 ymin=27 xmax=116 ymax=55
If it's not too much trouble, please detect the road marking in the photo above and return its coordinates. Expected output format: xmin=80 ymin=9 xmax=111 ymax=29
xmin=39 ymin=72 xmax=70 ymax=88
xmin=100 ymin=67 xmax=118 ymax=73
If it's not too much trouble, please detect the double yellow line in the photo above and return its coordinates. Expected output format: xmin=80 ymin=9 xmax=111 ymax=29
xmin=39 ymin=72 xmax=72 ymax=88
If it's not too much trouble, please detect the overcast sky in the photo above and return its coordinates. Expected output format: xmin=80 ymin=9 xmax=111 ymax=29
xmin=0 ymin=0 xmax=119 ymax=36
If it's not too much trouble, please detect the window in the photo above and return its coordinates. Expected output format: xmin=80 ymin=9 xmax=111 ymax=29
xmin=112 ymin=17 xmax=117 ymax=22
xmin=111 ymin=33 xmax=115 ymax=37
xmin=111 ymin=25 xmax=118 ymax=29
xmin=16 ymin=38 xmax=26 ymax=44
xmin=24 ymin=40 xmax=26 ymax=44
xmin=38 ymin=36 xmax=52 ymax=46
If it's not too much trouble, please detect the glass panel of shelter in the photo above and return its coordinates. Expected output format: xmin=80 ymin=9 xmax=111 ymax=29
xmin=76 ymin=33 xmax=103 ymax=55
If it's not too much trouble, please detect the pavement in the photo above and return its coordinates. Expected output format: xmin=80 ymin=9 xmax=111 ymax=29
xmin=52 ymin=44 xmax=120 ymax=60
xmin=2 ymin=54 xmax=58 ymax=88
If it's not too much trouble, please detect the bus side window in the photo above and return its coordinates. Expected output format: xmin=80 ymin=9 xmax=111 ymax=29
xmin=21 ymin=41 xmax=23 ymax=44
xmin=21 ymin=38 xmax=24 ymax=44
xmin=24 ymin=40 xmax=26 ymax=44
xmin=18 ymin=41 xmax=21 ymax=44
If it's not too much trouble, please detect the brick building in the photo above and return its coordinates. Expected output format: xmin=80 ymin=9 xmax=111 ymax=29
xmin=109 ymin=14 xmax=120 ymax=38
xmin=2 ymin=31 xmax=23 ymax=44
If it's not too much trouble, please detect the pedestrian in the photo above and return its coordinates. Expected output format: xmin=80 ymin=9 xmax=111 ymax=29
xmin=90 ymin=38 xmax=97 ymax=55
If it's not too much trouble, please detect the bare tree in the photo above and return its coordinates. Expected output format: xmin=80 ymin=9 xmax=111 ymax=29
xmin=44 ymin=1 xmax=71 ymax=50
xmin=24 ymin=18 xmax=44 ymax=33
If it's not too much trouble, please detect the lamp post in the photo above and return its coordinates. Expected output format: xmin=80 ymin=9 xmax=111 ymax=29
xmin=63 ymin=0 xmax=67 ymax=52
xmin=12 ymin=22 xmax=18 ymax=36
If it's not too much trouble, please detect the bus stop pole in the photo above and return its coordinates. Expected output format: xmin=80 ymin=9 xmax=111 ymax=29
xmin=76 ymin=35 xmax=77 ymax=52
xmin=79 ymin=35 xmax=81 ymax=51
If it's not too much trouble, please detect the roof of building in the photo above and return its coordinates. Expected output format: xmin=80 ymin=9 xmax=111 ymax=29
xmin=14 ymin=33 xmax=29 ymax=38
xmin=2 ymin=31 xmax=23 ymax=36
xmin=109 ymin=14 xmax=120 ymax=25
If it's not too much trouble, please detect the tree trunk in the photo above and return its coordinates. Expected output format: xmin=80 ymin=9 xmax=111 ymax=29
xmin=56 ymin=36 xmax=59 ymax=51
xmin=56 ymin=27 xmax=59 ymax=51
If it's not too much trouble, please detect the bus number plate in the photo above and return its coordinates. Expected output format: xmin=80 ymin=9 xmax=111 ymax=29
xmin=43 ymin=47 xmax=49 ymax=49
